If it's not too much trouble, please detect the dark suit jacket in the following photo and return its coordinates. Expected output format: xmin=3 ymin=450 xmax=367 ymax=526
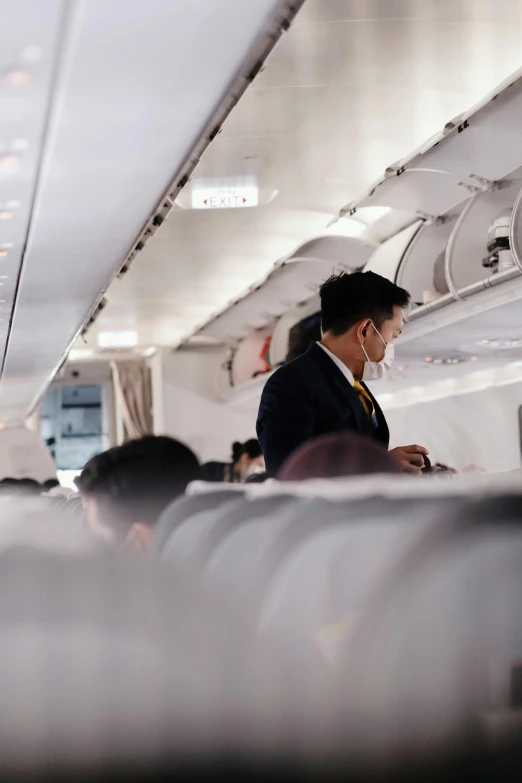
xmin=256 ymin=342 xmax=389 ymax=475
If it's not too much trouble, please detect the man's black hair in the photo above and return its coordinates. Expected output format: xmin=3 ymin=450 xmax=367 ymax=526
xmin=77 ymin=435 xmax=199 ymax=538
xmin=319 ymin=271 xmax=410 ymax=336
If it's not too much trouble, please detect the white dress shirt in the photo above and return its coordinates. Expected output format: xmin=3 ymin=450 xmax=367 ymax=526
xmin=316 ymin=342 xmax=354 ymax=386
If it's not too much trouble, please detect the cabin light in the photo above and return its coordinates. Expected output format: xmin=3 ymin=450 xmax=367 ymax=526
xmin=0 ymin=243 xmax=13 ymax=249
xmin=0 ymin=155 xmax=19 ymax=166
xmin=0 ymin=252 xmax=7 ymax=258
xmin=471 ymin=356 xmax=478 ymax=361
xmin=425 ymin=357 xmax=432 ymax=363
xmin=5 ymin=200 xmax=21 ymax=209
xmin=475 ymin=337 xmax=522 ymax=350
xmin=5 ymin=69 xmax=31 ymax=86
xmin=0 ymin=212 xmax=13 ymax=220
xmin=97 ymin=330 xmax=138 ymax=348
xmin=433 ymin=359 xmax=443 ymax=364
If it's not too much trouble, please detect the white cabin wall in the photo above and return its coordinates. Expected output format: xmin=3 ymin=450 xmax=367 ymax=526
xmin=150 ymin=349 xmax=258 ymax=463
xmin=383 ymin=381 xmax=522 ymax=473
xmin=151 ymin=349 xmax=522 ymax=472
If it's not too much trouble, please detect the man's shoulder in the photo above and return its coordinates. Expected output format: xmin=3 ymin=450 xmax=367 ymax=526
xmin=264 ymin=350 xmax=318 ymax=388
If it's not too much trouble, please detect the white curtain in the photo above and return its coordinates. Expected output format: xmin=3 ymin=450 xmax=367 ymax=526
xmin=111 ymin=359 xmax=153 ymax=442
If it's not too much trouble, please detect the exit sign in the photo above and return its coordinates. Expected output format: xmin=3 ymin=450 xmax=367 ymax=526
xmin=192 ymin=184 xmax=259 ymax=210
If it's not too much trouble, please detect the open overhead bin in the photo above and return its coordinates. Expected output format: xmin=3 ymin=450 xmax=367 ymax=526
xmin=401 ymin=177 xmax=522 ymax=332
xmin=444 ymin=175 xmax=522 ymax=293
xmin=343 ymin=170 xmax=474 ymax=225
xmin=396 ymin=205 xmax=466 ymax=305
xmin=269 ymin=297 xmax=321 ymax=368
xmin=197 ymin=235 xmax=375 ymax=343
xmin=363 ymin=221 xmax=423 ymax=290
xmin=339 ymin=65 xmax=522 ymax=230
xmin=418 ymin=67 xmax=522 ymax=185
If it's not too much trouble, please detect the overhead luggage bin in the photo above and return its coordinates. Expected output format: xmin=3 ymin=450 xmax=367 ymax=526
xmin=363 ymin=221 xmax=423 ymax=285
xmin=396 ymin=205 xmax=466 ymax=306
xmin=339 ymin=66 xmax=522 ymax=228
xmin=198 ymin=235 xmax=375 ymax=343
xmin=445 ymin=176 xmax=522 ymax=292
xmin=269 ymin=296 xmax=320 ymax=367
xmin=419 ymin=66 xmax=522 ymax=184
xmin=343 ymin=170 xmax=474 ymax=225
xmin=0 ymin=0 xmax=305 ymax=421
xmin=511 ymin=179 xmax=522 ymax=268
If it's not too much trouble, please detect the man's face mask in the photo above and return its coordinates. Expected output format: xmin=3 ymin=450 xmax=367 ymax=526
xmin=360 ymin=323 xmax=394 ymax=382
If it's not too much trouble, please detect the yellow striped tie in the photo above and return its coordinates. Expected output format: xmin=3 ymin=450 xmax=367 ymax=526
xmin=352 ymin=380 xmax=375 ymax=418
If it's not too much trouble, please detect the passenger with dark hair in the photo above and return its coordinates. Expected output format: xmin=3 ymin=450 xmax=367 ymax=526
xmin=0 ymin=478 xmax=42 ymax=496
xmin=76 ymin=435 xmax=200 ymax=548
xmin=257 ymin=271 xmax=428 ymax=475
xmin=278 ymin=432 xmax=402 ymax=482
xmin=200 ymin=439 xmax=265 ymax=483
xmin=42 ymin=478 xmax=60 ymax=492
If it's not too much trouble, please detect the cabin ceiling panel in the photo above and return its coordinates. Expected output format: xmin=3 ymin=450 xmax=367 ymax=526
xmin=72 ymin=0 xmax=522 ymax=363
xmin=297 ymin=0 xmax=522 ymax=25
xmin=0 ymin=0 xmax=299 ymax=420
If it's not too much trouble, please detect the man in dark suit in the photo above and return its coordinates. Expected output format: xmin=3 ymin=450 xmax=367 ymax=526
xmin=256 ymin=271 xmax=428 ymax=475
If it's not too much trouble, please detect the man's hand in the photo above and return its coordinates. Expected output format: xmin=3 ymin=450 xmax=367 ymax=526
xmin=389 ymin=444 xmax=429 ymax=474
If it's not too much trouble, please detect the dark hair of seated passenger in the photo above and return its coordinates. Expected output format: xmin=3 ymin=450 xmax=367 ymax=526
xmin=42 ymin=478 xmax=60 ymax=491
xmin=231 ymin=439 xmax=262 ymax=464
xmin=76 ymin=435 xmax=200 ymax=540
xmin=0 ymin=477 xmax=42 ymax=496
xmin=277 ymin=432 xmax=402 ymax=482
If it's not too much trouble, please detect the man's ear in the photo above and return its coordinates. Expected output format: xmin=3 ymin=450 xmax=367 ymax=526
xmin=356 ymin=319 xmax=372 ymax=342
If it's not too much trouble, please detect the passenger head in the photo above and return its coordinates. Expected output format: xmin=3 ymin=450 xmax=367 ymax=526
xmin=42 ymin=478 xmax=60 ymax=492
xmin=232 ymin=439 xmax=265 ymax=481
xmin=278 ymin=432 xmax=402 ymax=482
xmin=77 ymin=435 xmax=200 ymax=547
xmin=0 ymin=478 xmax=42 ymax=496
xmin=319 ymin=271 xmax=410 ymax=381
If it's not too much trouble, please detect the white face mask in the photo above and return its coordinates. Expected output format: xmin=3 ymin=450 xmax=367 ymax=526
xmin=361 ymin=323 xmax=394 ymax=381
